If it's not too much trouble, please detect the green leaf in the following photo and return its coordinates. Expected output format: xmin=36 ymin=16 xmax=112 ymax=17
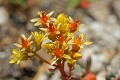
xmin=18 ymin=0 xmax=27 ymax=8
xmin=67 ymin=0 xmax=81 ymax=7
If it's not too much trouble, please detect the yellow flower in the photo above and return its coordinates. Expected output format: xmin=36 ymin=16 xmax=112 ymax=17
xmin=14 ymin=34 xmax=33 ymax=51
xmin=56 ymin=13 xmax=70 ymax=33
xmin=43 ymin=42 xmax=56 ymax=53
xmin=72 ymin=52 xmax=82 ymax=60
xmin=64 ymin=52 xmax=82 ymax=70
xmin=67 ymin=58 xmax=77 ymax=70
xmin=9 ymin=49 xmax=28 ymax=64
xmin=32 ymin=32 xmax=44 ymax=49
xmin=31 ymin=11 xmax=55 ymax=26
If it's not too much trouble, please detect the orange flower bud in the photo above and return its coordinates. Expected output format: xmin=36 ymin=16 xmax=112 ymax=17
xmin=72 ymin=44 xmax=80 ymax=52
xmin=47 ymin=23 xmax=56 ymax=35
xmin=69 ymin=19 xmax=79 ymax=32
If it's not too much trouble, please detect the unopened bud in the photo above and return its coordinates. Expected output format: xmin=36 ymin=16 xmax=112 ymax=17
xmin=72 ymin=53 xmax=82 ymax=60
xmin=72 ymin=44 xmax=80 ymax=52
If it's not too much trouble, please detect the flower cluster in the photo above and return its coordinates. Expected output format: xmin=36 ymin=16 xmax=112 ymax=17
xmin=10 ymin=11 xmax=92 ymax=79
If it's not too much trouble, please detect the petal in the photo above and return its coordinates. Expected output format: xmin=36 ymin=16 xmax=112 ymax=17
xmin=51 ymin=56 xmax=59 ymax=65
xmin=62 ymin=43 xmax=68 ymax=50
xmin=39 ymin=28 xmax=47 ymax=32
xmin=73 ymin=53 xmax=82 ymax=60
xmin=69 ymin=16 xmax=73 ymax=22
xmin=79 ymin=33 xmax=83 ymax=38
xmin=67 ymin=59 xmax=77 ymax=64
xmin=47 ymin=11 xmax=54 ymax=17
xmin=38 ymin=11 xmax=41 ymax=15
xmin=17 ymin=60 xmax=20 ymax=64
xmin=28 ymin=35 xmax=32 ymax=40
xmin=43 ymin=42 xmax=55 ymax=50
xmin=56 ymin=23 xmax=61 ymax=30
xmin=21 ymin=34 xmax=26 ymax=40
xmin=55 ymin=31 xmax=60 ymax=34
xmin=21 ymin=48 xmax=25 ymax=51
xmin=14 ymin=43 xmax=22 ymax=48
xmin=34 ymin=21 xmax=41 ymax=26
xmin=28 ymin=41 xmax=33 ymax=45
xmin=80 ymin=45 xmax=83 ymax=48
xmin=50 ymin=18 xmax=56 ymax=21
xmin=78 ymin=24 xmax=84 ymax=28
xmin=63 ymin=54 xmax=71 ymax=59
xmin=67 ymin=41 xmax=74 ymax=44
xmin=9 ymin=60 xmax=16 ymax=64
xmin=12 ymin=49 xmax=17 ymax=54
xmin=84 ymin=41 xmax=92 ymax=45
xmin=30 ymin=18 xmax=40 ymax=22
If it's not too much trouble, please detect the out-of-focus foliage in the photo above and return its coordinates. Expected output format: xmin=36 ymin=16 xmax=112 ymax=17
xmin=67 ymin=0 xmax=98 ymax=9
xmin=67 ymin=0 xmax=81 ymax=7
xmin=8 ymin=0 xmax=28 ymax=8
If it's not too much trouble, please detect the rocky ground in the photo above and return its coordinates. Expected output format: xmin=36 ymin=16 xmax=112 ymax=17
xmin=0 ymin=0 xmax=120 ymax=80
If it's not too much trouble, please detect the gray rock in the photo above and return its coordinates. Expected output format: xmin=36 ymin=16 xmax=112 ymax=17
xmin=87 ymin=1 xmax=110 ymax=22
xmin=0 ymin=7 xmax=9 ymax=25
xmin=50 ymin=70 xmax=61 ymax=80
xmin=112 ymin=0 xmax=120 ymax=21
xmin=109 ymin=53 xmax=120 ymax=73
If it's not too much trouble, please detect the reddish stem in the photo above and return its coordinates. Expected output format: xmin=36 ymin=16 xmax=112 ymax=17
xmin=33 ymin=51 xmax=56 ymax=66
xmin=57 ymin=61 xmax=68 ymax=80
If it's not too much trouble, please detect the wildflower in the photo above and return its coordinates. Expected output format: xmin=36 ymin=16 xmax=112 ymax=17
xmin=65 ymin=52 xmax=82 ymax=70
xmin=56 ymin=13 xmax=70 ymax=33
xmin=50 ymin=44 xmax=68 ymax=65
xmin=43 ymin=42 xmax=56 ymax=53
xmin=50 ymin=48 xmax=64 ymax=65
xmin=10 ymin=11 xmax=92 ymax=79
xmin=57 ymin=34 xmax=66 ymax=45
xmin=67 ymin=58 xmax=77 ymax=70
xmin=46 ymin=22 xmax=60 ymax=36
xmin=31 ymin=11 xmax=54 ymax=26
xmin=72 ymin=52 xmax=82 ymax=60
xmin=14 ymin=34 xmax=33 ymax=51
xmin=49 ymin=43 xmax=69 ymax=65
xmin=57 ymin=33 xmax=72 ymax=46
xmin=32 ymin=32 xmax=44 ymax=49
xmin=9 ymin=49 xmax=28 ymax=64
xmin=69 ymin=19 xmax=79 ymax=32
xmin=72 ymin=34 xmax=92 ymax=52
xmin=74 ymin=34 xmax=84 ymax=46
xmin=54 ymin=48 xmax=63 ymax=58
xmin=39 ymin=22 xmax=60 ymax=41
